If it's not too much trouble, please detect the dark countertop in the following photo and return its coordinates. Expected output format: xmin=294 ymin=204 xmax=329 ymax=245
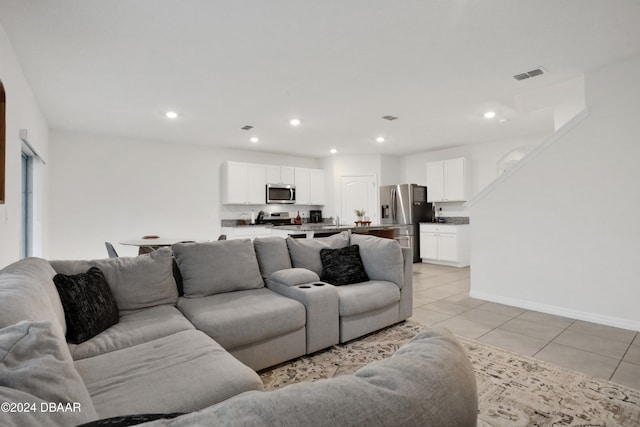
xmin=273 ymin=224 xmax=403 ymax=232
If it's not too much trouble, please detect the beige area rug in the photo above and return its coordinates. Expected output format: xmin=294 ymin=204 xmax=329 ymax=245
xmin=259 ymin=322 xmax=640 ymax=427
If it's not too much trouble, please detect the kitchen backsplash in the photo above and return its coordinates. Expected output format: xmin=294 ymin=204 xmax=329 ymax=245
xmin=438 ymin=216 xmax=470 ymax=225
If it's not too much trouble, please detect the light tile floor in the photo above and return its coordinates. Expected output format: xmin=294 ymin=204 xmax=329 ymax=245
xmin=408 ymin=263 xmax=640 ymax=390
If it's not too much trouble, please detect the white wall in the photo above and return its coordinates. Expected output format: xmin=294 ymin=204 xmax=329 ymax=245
xmin=0 ymin=24 xmax=50 ymax=267
xmin=401 ymin=133 xmax=549 ymax=216
xmin=321 ymin=154 xmax=385 ymax=221
xmin=48 ymin=130 xmax=319 ymax=259
xmin=319 ymin=136 xmax=553 ymax=223
xmin=469 ymin=55 xmax=640 ymax=331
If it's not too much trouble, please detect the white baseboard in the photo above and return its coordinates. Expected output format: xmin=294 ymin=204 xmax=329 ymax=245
xmin=470 ymin=290 xmax=640 ymax=332
xmin=421 ymin=260 xmax=469 ymax=268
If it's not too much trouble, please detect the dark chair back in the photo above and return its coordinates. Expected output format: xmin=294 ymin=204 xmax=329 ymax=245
xmin=105 ymin=242 xmax=119 ymax=258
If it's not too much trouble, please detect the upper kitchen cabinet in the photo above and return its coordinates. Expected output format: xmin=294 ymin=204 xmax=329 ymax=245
xmin=426 ymin=158 xmax=467 ymax=202
xmin=266 ymin=165 xmax=294 ymax=184
xmin=221 ymin=161 xmax=266 ymax=205
xmin=295 ymin=168 xmax=325 ymax=205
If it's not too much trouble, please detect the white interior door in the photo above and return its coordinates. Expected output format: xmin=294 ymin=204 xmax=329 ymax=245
xmin=340 ymin=175 xmax=377 ymax=225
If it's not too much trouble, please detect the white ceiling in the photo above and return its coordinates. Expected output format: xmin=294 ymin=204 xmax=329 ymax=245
xmin=1 ymin=0 xmax=640 ymax=158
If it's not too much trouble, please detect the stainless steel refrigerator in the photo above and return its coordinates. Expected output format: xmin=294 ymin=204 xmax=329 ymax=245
xmin=380 ymin=184 xmax=433 ymax=262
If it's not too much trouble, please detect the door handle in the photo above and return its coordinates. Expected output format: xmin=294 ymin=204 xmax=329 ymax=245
xmin=391 ymin=189 xmax=397 ymax=221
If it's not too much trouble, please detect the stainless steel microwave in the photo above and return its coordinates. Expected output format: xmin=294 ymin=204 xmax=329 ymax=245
xmin=266 ymin=183 xmax=296 ymax=204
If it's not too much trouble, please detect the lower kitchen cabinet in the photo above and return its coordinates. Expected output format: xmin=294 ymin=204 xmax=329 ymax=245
xmin=221 ymin=226 xmax=272 ymax=240
xmin=419 ymin=224 xmax=469 ymax=267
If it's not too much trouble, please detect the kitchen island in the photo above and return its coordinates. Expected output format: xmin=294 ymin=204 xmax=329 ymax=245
xmin=271 ymin=224 xmax=400 ymax=239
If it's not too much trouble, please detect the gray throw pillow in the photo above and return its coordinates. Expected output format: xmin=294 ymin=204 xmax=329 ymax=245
xmin=53 ymin=267 xmax=119 ymax=344
xmin=49 ymin=248 xmax=179 ymax=312
xmin=320 ymin=245 xmax=369 ymax=286
xmin=286 ymin=231 xmax=350 ymax=277
xmin=172 ymin=239 xmax=264 ymax=297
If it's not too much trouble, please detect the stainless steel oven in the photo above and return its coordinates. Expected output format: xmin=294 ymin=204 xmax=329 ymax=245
xmin=266 ymin=183 xmax=296 ymax=204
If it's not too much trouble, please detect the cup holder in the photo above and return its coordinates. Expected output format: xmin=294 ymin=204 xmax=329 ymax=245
xmin=298 ymin=283 xmax=327 ymax=289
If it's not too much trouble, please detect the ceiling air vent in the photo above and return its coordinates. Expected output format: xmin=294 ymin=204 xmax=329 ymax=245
xmin=240 ymin=125 xmax=254 ymax=130
xmin=513 ymin=67 xmax=546 ymax=81
xmin=381 ymin=115 xmax=398 ymax=121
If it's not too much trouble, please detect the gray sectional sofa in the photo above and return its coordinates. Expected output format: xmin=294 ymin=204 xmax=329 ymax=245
xmin=0 ymin=232 xmax=477 ymax=426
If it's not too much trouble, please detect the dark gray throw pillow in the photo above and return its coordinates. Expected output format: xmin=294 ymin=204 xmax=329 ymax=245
xmin=320 ymin=245 xmax=369 ymax=286
xmin=53 ymin=267 xmax=119 ymax=344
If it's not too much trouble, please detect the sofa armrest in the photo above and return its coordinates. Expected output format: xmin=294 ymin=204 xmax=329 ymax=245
xmin=266 ymin=279 xmax=339 ymax=354
xmin=268 ymin=268 xmax=320 ymax=287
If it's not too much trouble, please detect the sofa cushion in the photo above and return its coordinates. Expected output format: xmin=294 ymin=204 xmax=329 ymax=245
xmin=350 ymin=233 xmax=404 ymax=288
xmin=320 ymin=245 xmax=369 ymax=286
xmin=69 ymin=305 xmax=195 ymax=360
xmin=136 ymin=328 xmax=478 ymax=427
xmin=253 ymin=236 xmax=292 ymax=278
xmin=49 ymin=248 xmax=179 ymax=312
xmin=336 ymin=280 xmax=401 ymax=317
xmin=172 ymin=240 xmax=264 ymax=298
xmin=0 ymin=257 xmax=66 ymax=334
xmin=286 ymin=231 xmax=350 ymax=277
xmin=53 ymin=267 xmax=120 ymax=344
xmin=74 ymin=330 xmax=263 ymax=419
xmin=0 ymin=320 xmax=98 ymax=426
xmin=177 ymin=288 xmax=306 ymax=350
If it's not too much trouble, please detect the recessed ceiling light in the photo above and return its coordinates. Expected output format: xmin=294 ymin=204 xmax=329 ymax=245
xmin=290 ymin=119 xmax=301 ymax=126
xmin=381 ymin=115 xmax=398 ymax=121
xmin=166 ymin=111 xmax=178 ymax=119
xmin=499 ymin=118 xmax=509 ymax=123
xmin=330 ymin=148 xmax=337 ymax=154
xmin=240 ymin=125 xmax=254 ymax=130
xmin=484 ymin=111 xmax=496 ymax=119
xmin=250 ymin=137 xmax=259 ymax=143
xmin=376 ymin=137 xmax=385 ymax=143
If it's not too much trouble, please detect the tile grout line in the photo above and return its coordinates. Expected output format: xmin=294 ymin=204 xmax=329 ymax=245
xmin=608 ymin=331 xmax=638 ymax=381
xmin=414 ymin=266 xmax=640 ymax=387
xmin=475 ymin=309 xmax=525 ymax=341
xmin=531 ymin=318 xmax=577 ymax=359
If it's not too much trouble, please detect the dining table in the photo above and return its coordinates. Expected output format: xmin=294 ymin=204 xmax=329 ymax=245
xmin=119 ymin=237 xmax=199 ymax=255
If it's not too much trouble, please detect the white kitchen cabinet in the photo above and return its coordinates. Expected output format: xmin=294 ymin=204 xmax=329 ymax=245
xmin=308 ymin=169 xmax=325 ymax=205
xmin=419 ymin=223 xmax=469 ymax=267
xmin=294 ymin=168 xmax=325 ymax=205
xmin=426 ymin=158 xmax=467 ymax=202
xmin=294 ymin=168 xmax=310 ymax=205
xmin=221 ymin=226 xmax=272 ymax=240
xmin=222 ymin=162 xmax=323 ymax=205
xmin=266 ymin=165 xmax=294 ymax=184
xmin=221 ymin=161 xmax=266 ymax=205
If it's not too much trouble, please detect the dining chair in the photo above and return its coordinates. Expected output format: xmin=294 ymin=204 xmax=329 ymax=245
xmin=105 ymin=242 xmax=119 ymax=258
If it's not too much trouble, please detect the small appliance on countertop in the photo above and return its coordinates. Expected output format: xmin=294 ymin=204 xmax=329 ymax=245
xmin=309 ymin=210 xmax=322 ymax=223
